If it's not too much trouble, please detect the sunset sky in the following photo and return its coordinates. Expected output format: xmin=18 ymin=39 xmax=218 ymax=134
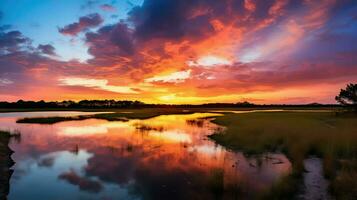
xmin=0 ymin=0 xmax=356 ymax=104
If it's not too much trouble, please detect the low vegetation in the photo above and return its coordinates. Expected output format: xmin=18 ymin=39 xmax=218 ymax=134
xmin=16 ymin=108 xmax=197 ymax=124
xmin=209 ymin=111 xmax=357 ymax=199
xmin=15 ymin=107 xmax=339 ymax=124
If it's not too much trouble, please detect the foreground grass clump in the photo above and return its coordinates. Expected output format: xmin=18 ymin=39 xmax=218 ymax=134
xmin=330 ymin=159 xmax=357 ymax=200
xmin=209 ymin=111 xmax=357 ymax=198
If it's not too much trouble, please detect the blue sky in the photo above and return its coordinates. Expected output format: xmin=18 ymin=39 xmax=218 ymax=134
xmin=0 ymin=0 xmax=143 ymax=61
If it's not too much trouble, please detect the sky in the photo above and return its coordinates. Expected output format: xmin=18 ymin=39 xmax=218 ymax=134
xmin=0 ymin=0 xmax=356 ymax=104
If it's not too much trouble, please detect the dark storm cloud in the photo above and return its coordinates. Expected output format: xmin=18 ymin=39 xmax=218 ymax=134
xmin=86 ymin=22 xmax=135 ymax=56
xmin=126 ymin=0 xmax=293 ymax=42
xmin=59 ymin=13 xmax=103 ymax=36
xmin=128 ymin=0 xmax=215 ymax=41
xmin=37 ymin=44 xmax=56 ymax=55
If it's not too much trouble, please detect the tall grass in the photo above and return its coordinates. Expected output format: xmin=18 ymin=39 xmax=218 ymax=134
xmin=209 ymin=111 xmax=357 ymax=198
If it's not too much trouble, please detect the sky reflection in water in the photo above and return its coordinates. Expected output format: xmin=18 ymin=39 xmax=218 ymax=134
xmin=0 ymin=112 xmax=291 ymax=200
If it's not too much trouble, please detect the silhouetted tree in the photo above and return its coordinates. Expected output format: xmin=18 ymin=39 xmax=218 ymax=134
xmin=335 ymin=83 xmax=357 ymax=111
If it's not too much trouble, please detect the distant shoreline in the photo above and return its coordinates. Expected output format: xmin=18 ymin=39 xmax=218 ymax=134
xmin=0 ymin=105 xmax=342 ymax=113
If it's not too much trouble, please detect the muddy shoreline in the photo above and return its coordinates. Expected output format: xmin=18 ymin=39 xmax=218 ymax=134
xmin=0 ymin=131 xmax=15 ymax=200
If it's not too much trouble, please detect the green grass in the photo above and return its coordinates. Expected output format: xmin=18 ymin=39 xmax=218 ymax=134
xmin=208 ymin=111 xmax=357 ymax=199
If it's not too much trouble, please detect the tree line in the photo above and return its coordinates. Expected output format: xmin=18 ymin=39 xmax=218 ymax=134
xmin=0 ymin=100 xmax=146 ymax=109
xmin=0 ymin=83 xmax=355 ymax=109
xmin=0 ymin=100 xmax=338 ymax=109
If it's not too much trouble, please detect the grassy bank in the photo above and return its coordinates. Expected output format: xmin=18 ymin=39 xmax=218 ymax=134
xmin=16 ymin=108 xmax=198 ymax=124
xmin=209 ymin=111 xmax=357 ymax=199
xmin=14 ymin=107 xmax=339 ymax=124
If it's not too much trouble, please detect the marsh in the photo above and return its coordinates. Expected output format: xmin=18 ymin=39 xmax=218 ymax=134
xmin=0 ymin=109 xmax=356 ymax=199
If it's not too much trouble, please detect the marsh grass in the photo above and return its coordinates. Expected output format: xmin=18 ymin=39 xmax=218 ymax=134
xmin=330 ymin=159 xmax=357 ymax=200
xmin=209 ymin=111 xmax=357 ymax=199
xmin=16 ymin=108 xmax=196 ymax=124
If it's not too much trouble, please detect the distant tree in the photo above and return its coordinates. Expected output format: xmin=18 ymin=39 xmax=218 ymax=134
xmin=335 ymin=83 xmax=357 ymax=111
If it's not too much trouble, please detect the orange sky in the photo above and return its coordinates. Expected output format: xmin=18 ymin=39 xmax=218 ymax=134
xmin=0 ymin=0 xmax=356 ymax=104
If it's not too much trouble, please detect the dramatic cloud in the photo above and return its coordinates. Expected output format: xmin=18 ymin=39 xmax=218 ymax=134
xmin=59 ymin=13 xmax=103 ymax=36
xmin=0 ymin=0 xmax=356 ymax=103
xmin=145 ymin=70 xmax=191 ymax=83
xmin=188 ymin=56 xmax=232 ymax=67
xmin=58 ymin=77 xmax=139 ymax=94
xmin=86 ymin=22 xmax=135 ymax=57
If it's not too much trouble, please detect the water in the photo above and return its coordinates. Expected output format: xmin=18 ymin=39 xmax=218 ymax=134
xmin=300 ymin=158 xmax=330 ymax=200
xmin=0 ymin=112 xmax=292 ymax=200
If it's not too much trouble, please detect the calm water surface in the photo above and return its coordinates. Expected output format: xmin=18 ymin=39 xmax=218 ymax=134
xmin=0 ymin=112 xmax=291 ymax=200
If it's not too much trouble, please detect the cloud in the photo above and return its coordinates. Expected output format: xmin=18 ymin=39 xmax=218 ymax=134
xmin=58 ymin=77 xmax=139 ymax=94
xmin=244 ymin=0 xmax=256 ymax=12
xmin=128 ymin=0 xmax=218 ymax=41
xmin=188 ymin=56 xmax=232 ymax=67
xmin=100 ymin=4 xmax=116 ymax=12
xmin=59 ymin=13 xmax=103 ymax=36
xmin=37 ymin=44 xmax=56 ymax=55
xmin=0 ymin=30 xmax=31 ymax=54
xmin=145 ymin=70 xmax=191 ymax=83
xmin=0 ymin=78 xmax=13 ymax=86
xmin=85 ymin=22 xmax=135 ymax=61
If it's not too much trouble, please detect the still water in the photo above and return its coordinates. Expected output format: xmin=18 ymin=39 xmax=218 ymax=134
xmin=0 ymin=112 xmax=291 ymax=200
